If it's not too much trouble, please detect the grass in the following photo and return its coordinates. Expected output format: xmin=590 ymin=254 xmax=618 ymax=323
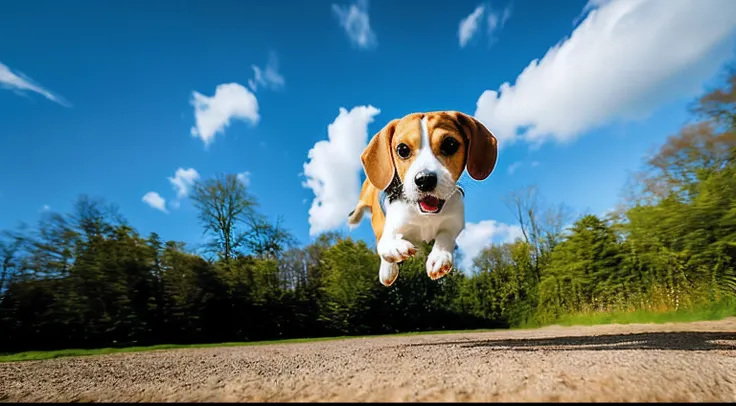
xmin=546 ymin=299 xmax=736 ymax=328
xmin=3 ymin=301 xmax=734 ymax=363
xmin=0 ymin=327 xmax=497 ymax=363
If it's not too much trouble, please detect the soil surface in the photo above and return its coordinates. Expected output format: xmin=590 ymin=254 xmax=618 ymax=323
xmin=3 ymin=318 xmax=736 ymax=402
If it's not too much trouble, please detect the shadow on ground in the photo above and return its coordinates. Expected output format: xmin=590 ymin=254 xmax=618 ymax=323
xmin=408 ymin=331 xmax=736 ymax=351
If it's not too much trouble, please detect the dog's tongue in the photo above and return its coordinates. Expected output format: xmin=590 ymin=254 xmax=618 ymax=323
xmin=419 ymin=196 xmax=440 ymax=212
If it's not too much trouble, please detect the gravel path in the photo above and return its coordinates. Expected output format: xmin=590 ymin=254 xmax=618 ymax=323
xmin=3 ymin=318 xmax=736 ymax=402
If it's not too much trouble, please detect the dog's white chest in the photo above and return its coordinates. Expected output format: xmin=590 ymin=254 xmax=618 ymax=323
xmin=409 ymin=211 xmax=444 ymax=243
xmin=383 ymin=193 xmax=464 ymax=245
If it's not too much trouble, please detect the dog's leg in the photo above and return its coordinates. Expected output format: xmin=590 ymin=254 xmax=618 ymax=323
xmin=377 ymin=233 xmax=416 ymax=263
xmin=375 ymin=200 xmax=416 ymax=287
xmin=379 ymin=258 xmax=399 ymax=287
xmin=377 ymin=203 xmax=416 ymax=264
xmin=426 ymin=230 xmax=458 ymax=280
xmin=426 ymin=193 xmax=465 ymax=281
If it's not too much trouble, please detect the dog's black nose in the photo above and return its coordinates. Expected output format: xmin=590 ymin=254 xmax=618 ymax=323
xmin=414 ymin=171 xmax=438 ymax=192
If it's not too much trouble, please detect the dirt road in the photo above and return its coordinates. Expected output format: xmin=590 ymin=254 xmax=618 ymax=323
xmin=2 ymin=318 xmax=736 ymax=402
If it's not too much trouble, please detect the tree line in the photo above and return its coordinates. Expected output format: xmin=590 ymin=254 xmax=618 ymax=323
xmin=1 ymin=70 xmax=735 ymax=353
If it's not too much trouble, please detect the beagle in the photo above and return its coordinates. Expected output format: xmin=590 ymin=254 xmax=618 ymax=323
xmin=347 ymin=111 xmax=498 ymax=287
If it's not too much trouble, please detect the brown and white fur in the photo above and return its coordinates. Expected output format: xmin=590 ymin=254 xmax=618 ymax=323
xmin=347 ymin=111 xmax=498 ymax=287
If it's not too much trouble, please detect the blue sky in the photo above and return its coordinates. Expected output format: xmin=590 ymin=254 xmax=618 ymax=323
xmin=1 ymin=0 xmax=736 ymax=269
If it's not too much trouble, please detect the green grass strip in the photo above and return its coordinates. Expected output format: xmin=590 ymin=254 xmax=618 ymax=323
xmin=0 ymin=328 xmax=496 ymax=363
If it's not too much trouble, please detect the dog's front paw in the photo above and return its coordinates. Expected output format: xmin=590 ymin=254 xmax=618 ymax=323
xmin=378 ymin=238 xmax=416 ymax=263
xmin=426 ymin=249 xmax=454 ymax=281
xmin=379 ymin=260 xmax=399 ymax=287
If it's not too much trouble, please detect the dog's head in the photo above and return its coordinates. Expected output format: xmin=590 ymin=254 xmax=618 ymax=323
xmin=361 ymin=111 xmax=498 ymax=215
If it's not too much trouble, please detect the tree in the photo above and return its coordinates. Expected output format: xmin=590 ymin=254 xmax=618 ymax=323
xmin=502 ymin=185 xmax=573 ymax=281
xmin=541 ymin=215 xmax=623 ymax=314
xmin=0 ymin=230 xmax=25 ymax=296
xmin=191 ymin=173 xmax=258 ymax=263
xmin=243 ymin=214 xmax=296 ymax=260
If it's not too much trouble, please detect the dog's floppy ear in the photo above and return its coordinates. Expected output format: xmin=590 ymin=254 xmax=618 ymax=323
xmin=451 ymin=111 xmax=498 ymax=181
xmin=361 ymin=118 xmax=399 ymax=191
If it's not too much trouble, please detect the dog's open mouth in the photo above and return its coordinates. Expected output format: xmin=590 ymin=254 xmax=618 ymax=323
xmin=418 ymin=195 xmax=445 ymax=214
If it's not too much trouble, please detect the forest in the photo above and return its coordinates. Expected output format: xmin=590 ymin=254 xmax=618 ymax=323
xmin=1 ymin=70 xmax=734 ymax=354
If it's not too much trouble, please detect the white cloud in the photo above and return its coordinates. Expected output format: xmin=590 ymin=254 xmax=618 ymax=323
xmin=302 ymin=105 xmax=381 ymax=236
xmin=168 ymin=167 xmax=200 ymax=199
xmin=474 ymin=0 xmax=736 ymax=148
xmin=507 ymin=161 xmax=523 ymax=175
xmin=459 ymin=3 xmax=511 ymax=48
xmin=40 ymin=204 xmax=51 ymax=212
xmin=248 ymin=52 xmax=285 ymax=92
xmin=332 ymin=0 xmax=377 ymax=49
xmin=0 ymin=62 xmax=70 ymax=107
xmin=142 ymin=192 xmax=168 ymax=213
xmin=458 ymin=5 xmax=485 ymax=48
xmin=190 ymin=83 xmax=259 ymax=147
xmin=573 ymin=0 xmax=613 ymax=26
xmin=456 ymin=220 xmax=523 ymax=271
xmin=486 ymin=4 xmax=512 ymax=43
xmin=507 ymin=160 xmax=541 ymax=174
xmin=236 ymin=171 xmax=251 ymax=186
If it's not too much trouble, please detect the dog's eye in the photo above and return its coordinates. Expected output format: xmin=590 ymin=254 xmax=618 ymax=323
xmin=440 ymin=137 xmax=460 ymax=156
xmin=396 ymin=143 xmax=411 ymax=159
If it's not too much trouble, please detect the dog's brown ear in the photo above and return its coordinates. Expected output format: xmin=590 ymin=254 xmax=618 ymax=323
xmin=451 ymin=111 xmax=498 ymax=181
xmin=361 ymin=119 xmax=399 ymax=191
